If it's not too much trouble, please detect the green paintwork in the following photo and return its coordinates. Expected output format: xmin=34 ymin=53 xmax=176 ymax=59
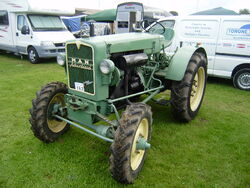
xmin=136 ymin=138 xmax=151 ymax=150
xmin=148 ymin=27 xmax=175 ymax=47
xmin=54 ymin=114 xmax=113 ymax=143
xmin=66 ymin=40 xmax=109 ymax=102
xmin=61 ymin=28 xmax=207 ymax=141
xmin=108 ymin=86 xmax=164 ymax=103
xmin=166 ymin=47 xmax=205 ymax=81
xmin=156 ymin=46 xmax=206 ymax=81
xmin=65 ymin=32 xmax=165 ymax=101
xmin=80 ymin=32 xmax=165 ymax=54
xmin=95 ymin=125 xmax=113 ymax=138
xmin=65 ymin=94 xmax=96 ymax=125
xmin=84 ymin=9 xmax=116 ymax=22
xmin=67 ymin=44 xmax=94 ymax=94
xmin=65 ymin=93 xmax=111 ymax=126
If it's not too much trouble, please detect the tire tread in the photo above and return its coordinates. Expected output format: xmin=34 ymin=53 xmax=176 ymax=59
xmin=29 ymin=82 xmax=69 ymax=143
xmin=110 ymin=103 xmax=152 ymax=184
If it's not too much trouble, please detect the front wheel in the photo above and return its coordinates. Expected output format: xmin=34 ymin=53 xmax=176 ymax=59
xmin=29 ymin=82 xmax=69 ymax=143
xmin=171 ymin=52 xmax=207 ymax=122
xmin=28 ymin=46 xmax=40 ymax=64
xmin=110 ymin=103 xmax=152 ymax=184
xmin=233 ymin=68 xmax=250 ymax=91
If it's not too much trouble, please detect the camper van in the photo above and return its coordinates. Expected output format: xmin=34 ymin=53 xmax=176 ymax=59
xmin=0 ymin=0 xmax=75 ymax=63
xmin=115 ymin=2 xmax=144 ymax=34
xmin=149 ymin=16 xmax=250 ymax=90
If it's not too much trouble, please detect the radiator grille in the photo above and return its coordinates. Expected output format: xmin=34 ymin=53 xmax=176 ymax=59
xmin=66 ymin=43 xmax=94 ymax=95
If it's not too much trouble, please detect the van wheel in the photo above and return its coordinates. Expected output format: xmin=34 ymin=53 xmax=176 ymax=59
xmin=233 ymin=68 xmax=250 ymax=91
xmin=28 ymin=47 xmax=40 ymax=64
xmin=171 ymin=52 xmax=207 ymax=122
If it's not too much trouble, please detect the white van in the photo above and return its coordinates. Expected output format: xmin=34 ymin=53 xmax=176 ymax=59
xmin=150 ymin=16 xmax=250 ymax=90
xmin=0 ymin=0 xmax=75 ymax=63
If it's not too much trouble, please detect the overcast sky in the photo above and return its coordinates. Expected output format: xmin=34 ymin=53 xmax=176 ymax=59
xmin=72 ymin=0 xmax=250 ymax=15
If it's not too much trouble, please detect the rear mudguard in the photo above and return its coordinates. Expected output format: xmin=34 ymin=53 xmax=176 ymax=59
xmin=165 ymin=46 xmax=207 ymax=81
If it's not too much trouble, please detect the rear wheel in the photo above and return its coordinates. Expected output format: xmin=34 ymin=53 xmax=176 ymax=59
xmin=233 ymin=68 xmax=250 ymax=91
xmin=28 ymin=46 xmax=40 ymax=64
xmin=171 ymin=52 xmax=207 ymax=122
xmin=29 ymin=82 xmax=69 ymax=143
xmin=110 ymin=103 xmax=152 ymax=184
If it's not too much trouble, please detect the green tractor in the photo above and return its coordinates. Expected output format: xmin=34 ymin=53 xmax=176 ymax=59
xmin=29 ymin=23 xmax=207 ymax=184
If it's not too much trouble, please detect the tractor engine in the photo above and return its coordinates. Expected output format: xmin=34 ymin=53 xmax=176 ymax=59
xmin=109 ymin=51 xmax=148 ymax=106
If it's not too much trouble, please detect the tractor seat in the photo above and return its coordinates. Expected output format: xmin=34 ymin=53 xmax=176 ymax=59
xmin=147 ymin=26 xmax=175 ymax=48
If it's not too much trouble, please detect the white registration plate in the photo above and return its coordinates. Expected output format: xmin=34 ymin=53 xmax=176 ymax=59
xmin=74 ymin=82 xmax=85 ymax=92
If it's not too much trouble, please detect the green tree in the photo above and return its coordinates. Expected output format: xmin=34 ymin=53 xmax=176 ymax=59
xmin=170 ymin=11 xmax=178 ymax=16
xmin=239 ymin=9 xmax=250 ymax=14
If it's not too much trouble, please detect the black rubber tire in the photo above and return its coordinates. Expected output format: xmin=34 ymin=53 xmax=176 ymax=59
xmin=29 ymin=82 xmax=69 ymax=143
xmin=110 ymin=103 xmax=152 ymax=184
xmin=171 ymin=52 xmax=207 ymax=122
xmin=233 ymin=68 xmax=250 ymax=91
xmin=28 ymin=46 xmax=40 ymax=64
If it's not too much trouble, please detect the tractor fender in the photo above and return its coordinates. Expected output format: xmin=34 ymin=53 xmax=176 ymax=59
xmin=165 ymin=46 xmax=207 ymax=81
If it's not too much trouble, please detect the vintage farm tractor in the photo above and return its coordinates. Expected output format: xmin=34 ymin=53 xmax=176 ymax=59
xmin=29 ymin=23 xmax=207 ymax=184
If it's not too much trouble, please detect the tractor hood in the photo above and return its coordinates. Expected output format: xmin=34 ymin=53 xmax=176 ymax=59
xmin=68 ymin=32 xmax=165 ymax=54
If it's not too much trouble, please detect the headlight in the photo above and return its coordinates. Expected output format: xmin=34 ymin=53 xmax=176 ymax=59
xmin=100 ymin=59 xmax=115 ymax=74
xmin=57 ymin=53 xmax=66 ymax=66
xmin=41 ymin=41 xmax=54 ymax=46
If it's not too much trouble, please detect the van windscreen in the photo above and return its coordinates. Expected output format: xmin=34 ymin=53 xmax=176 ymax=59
xmin=28 ymin=15 xmax=66 ymax=31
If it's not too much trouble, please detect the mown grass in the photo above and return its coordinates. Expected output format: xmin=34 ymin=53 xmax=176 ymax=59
xmin=0 ymin=53 xmax=249 ymax=188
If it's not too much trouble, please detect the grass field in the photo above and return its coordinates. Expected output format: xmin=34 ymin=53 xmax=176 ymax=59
xmin=0 ymin=53 xmax=249 ymax=188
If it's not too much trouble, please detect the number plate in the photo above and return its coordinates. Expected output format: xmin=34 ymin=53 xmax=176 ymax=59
xmin=74 ymin=82 xmax=85 ymax=92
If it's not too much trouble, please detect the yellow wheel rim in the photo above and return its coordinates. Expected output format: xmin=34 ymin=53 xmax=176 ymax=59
xmin=190 ymin=67 xmax=205 ymax=111
xmin=130 ymin=118 xmax=149 ymax=171
xmin=47 ymin=93 xmax=67 ymax=133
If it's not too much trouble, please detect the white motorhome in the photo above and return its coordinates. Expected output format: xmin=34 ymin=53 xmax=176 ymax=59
xmin=0 ymin=0 xmax=75 ymax=63
xmin=115 ymin=2 xmax=144 ymax=34
xmin=148 ymin=16 xmax=250 ymax=90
